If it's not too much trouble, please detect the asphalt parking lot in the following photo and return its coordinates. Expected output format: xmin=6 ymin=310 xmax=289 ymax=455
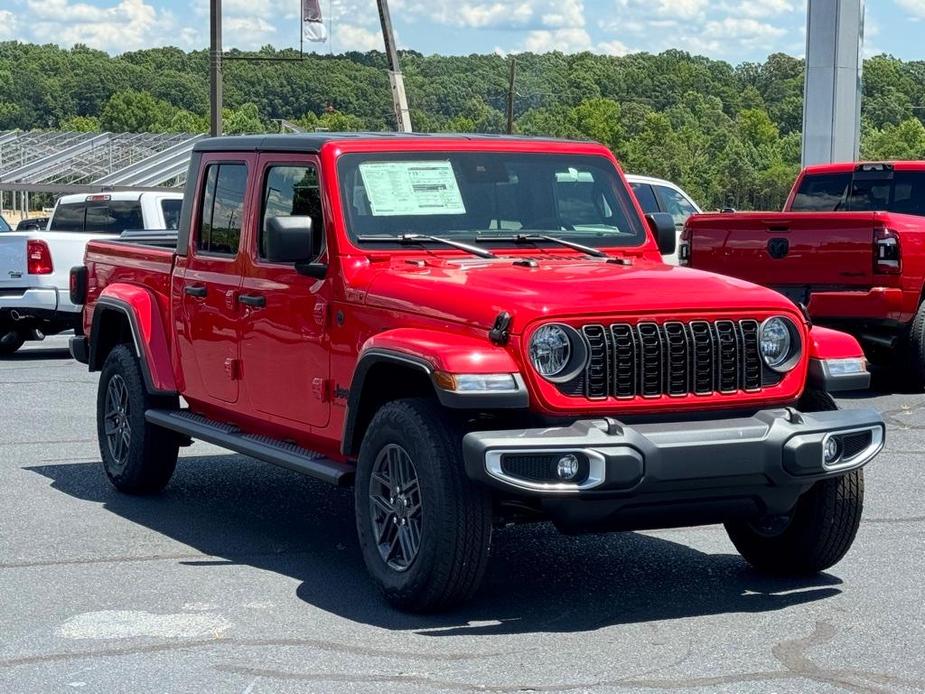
xmin=1 ymin=335 xmax=923 ymax=693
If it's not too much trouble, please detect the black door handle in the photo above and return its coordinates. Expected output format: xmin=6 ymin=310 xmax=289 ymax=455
xmin=184 ymin=285 xmax=207 ymax=298
xmin=238 ymin=294 xmax=266 ymax=308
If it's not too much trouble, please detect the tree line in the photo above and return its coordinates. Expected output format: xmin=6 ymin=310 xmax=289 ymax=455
xmin=1 ymin=42 xmax=924 ymax=210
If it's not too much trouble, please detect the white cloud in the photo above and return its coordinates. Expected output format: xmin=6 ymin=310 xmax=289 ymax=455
xmin=617 ymin=0 xmax=708 ymax=20
xmin=398 ymin=0 xmax=585 ymax=30
xmin=0 ymin=10 xmax=19 ymax=40
xmin=334 ymin=23 xmax=383 ymax=52
xmin=897 ymin=0 xmax=925 ymax=18
xmin=722 ymin=0 xmax=799 ymax=19
xmin=23 ymin=0 xmax=186 ymax=53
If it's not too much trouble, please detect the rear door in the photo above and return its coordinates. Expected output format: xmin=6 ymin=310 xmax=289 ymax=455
xmin=176 ymin=155 xmax=254 ymax=405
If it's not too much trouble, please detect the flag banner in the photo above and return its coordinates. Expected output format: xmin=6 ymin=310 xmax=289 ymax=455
xmin=302 ymin=0 xmax=328 ymax=42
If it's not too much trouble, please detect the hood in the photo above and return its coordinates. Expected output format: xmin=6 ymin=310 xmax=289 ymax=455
xmin=360 ymin=254 xmax=801 ymax=332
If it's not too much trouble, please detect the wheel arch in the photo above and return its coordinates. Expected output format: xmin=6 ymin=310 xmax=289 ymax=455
xmin=341 ymin=350 xmax=438 ymax=458
xmin=89 ymin=287 xmax=177 ymax=395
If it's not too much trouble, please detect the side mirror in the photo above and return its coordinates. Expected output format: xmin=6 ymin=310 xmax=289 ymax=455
xmin=645 ymin=212 xmax=676 ymax=256
xmin=265 ymin=216 xmax=328 ymax=278
xmin=265 ymin=216 xmax=315 ymax=263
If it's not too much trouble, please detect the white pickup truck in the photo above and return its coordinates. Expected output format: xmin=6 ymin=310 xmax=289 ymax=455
xmin=0 ymin=191 xmax=183 ymax=355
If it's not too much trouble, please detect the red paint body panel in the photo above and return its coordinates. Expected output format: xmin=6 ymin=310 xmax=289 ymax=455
xmin=98 ymin=283 xmax=177 ymax=393
xmin=80 ymin=136 xmax=868 ymax=459
xmin=686 ymin=160 xmax=925 ymax=328
xmin=361 ymin=328 xmax=520 ymax=374
xmin=809 ymin=326 xmax=865 ymax=360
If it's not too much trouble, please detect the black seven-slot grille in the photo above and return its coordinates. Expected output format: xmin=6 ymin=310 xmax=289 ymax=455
xmin=577 ymin=320 xmax=765 ymax=399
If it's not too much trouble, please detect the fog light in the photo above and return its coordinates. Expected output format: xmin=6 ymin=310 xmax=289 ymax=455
xmin=556 ymin=454 xmax=580 ymax=481
xmin=824 ymin=437 xmax=841 ymax=464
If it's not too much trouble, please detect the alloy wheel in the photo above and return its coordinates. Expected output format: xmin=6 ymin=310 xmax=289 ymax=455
xmin=104 ymin=374 xmax=132 ymax=469
xmin=369 ymin=443 xmax=423 ymax=572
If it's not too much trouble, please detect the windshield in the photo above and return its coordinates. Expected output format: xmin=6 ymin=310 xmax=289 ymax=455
xmin=792 ymin=169 xmax=925 ymax=217
xmin=338 ymin=152 xmax=647 ymax=248
xmin=0 ymin=216 xmax=9 ymax=232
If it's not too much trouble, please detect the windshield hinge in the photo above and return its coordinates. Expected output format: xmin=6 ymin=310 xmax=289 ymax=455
xmin=489 ymin=312 xmax=513 ymax=345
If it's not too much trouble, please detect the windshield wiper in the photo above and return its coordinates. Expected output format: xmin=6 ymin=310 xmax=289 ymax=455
xmin=476 ymin=233 xmax=607 ymax=259
xmin=358 ymin=234 xmax=496 ymax=260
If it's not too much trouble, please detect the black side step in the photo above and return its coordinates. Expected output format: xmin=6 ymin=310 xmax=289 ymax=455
xmin=145 ymin=409 xmax=353 ymax=487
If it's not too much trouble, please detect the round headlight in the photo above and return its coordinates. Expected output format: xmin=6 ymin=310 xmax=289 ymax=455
xmin=530 ymin=324 xmax=571 ymax=378
xmin=760 ymin=317 xmax=795 ymax=370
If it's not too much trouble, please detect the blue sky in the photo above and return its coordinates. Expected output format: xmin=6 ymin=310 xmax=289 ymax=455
xmin=0 ymin=0 xmax=923 ymax=63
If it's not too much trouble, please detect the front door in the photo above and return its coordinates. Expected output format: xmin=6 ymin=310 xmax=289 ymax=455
xmin=177 ymin=155 xmax=254 ymax=405
xmin=239 ymin=154 xmax=331 ymax=428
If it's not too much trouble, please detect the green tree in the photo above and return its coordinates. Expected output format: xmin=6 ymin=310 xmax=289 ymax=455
xmin=100 ymin=90 xmax=173 ymax=132
xmin=59 ymin=115 xmax=101 ymax=132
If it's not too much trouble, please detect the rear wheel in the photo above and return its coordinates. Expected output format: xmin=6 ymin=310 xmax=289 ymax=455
xmin=902 ymin=300 xmax=925 ymax=390
xmin=97 ymin=345 xmax=180 ymax=494
xmin=354 ymin=398 xmax=493 ymax=612
xmin=725 ymin=389 xmax=864 ymax=574
xmin=0 ymin=327 xmax=26 ymax=356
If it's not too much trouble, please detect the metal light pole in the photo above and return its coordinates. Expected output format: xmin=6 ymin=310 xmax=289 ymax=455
xmin=210 ymin=0 xmax=223 ymax=137
xmin=376 ymin=0 xmax=412 ymax=132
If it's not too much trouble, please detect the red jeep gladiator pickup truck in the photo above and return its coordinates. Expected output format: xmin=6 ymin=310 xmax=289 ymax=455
xmin=682 ymin=161 xmax=925 ymax=383
xmin=70 ymin=134 xmax=884 ymax=612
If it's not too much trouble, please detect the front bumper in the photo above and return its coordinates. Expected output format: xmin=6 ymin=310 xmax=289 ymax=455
xmin=463 ymin=407 xmax=884 ymax=530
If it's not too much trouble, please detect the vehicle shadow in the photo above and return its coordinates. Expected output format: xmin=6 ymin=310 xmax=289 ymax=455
xmin=28 ymin=455 xmax=844 ymax=636
xmin=2 ymin=346 xmax=73 ymax=362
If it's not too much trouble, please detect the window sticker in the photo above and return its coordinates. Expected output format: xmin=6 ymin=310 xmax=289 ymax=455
xmin=359 ymin=161 xmax=466 ymax=216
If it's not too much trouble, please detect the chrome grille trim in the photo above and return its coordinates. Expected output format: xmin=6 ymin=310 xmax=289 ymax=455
xmin=576 ymin=319 xmax=765 ymax=400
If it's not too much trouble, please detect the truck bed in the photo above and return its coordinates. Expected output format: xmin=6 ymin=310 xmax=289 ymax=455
xmin=84 ymin=238 xmax=177 ymax=333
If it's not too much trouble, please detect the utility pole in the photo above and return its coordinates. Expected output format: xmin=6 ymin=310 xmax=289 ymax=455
xmin=209 ymin=0 xmax=223 ymax=137
xmin=506 ymin=58 xmax=517 ymax=135
xmin=376 ymin=0 xmax=412 ymax=133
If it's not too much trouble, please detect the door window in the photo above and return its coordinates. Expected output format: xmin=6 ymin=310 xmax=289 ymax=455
xmin=161 ymin=199 xmax=182 ymax=230
xmin=630 ymin=183 xmax=660 ymax=214
xmin=655 ymin=185 xmax=698 ymax=226
xmin=260 ymin=165 xmax=323 ymax=259
xmin=197 ymin=163 xmax=247 ymax=256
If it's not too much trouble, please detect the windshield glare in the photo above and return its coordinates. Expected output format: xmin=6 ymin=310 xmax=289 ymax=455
xmin=338 ymin=152 xmax=647 ymax=248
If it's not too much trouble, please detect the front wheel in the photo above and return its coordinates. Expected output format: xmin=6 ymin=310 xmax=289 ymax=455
xmin=354 ymin=398 xmax=493 ymax=612
xmin=97 ymin=344 xmax=180 ymax=494
xmin=725 ymin=469 xmax=864 ymax=575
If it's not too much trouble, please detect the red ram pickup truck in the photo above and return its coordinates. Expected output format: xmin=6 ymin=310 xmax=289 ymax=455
xmin=70 ymin=134 xmax=884 ymax=612
xmin=681 ymin=161 xmax=925 ymax=383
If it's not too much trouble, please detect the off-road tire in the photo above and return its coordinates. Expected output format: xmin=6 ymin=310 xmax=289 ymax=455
xmin=0 ymin=328 xmax=26 ymax=356
xmin=903 ymin=300 xmax=925 ymax=390
xmin=97 ymin=344 xmax=179 ymax=494
xmin=355 ymin=398 xmax=493 ymax=612
xmin=725 ymin=389 xmax=864 ymax=574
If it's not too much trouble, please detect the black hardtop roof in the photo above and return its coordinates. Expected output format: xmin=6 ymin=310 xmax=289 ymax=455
xmin=193 ymin=132 xmax=586 ymax=153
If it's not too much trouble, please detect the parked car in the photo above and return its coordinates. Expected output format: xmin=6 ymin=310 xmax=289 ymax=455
xmin=71 ymin=134 xmax=882 ymax=612
xmin=682 ymin=161 xmax=925 ymax=383
xmin=626 ymin=174 xmax=701 ymax=264
xmin=16 ymin=217 xmax=49 ymax=231
xmin=0 ymin=191 xmax=183 ymax=355
xmin=0 ymin=215 xmax=10 ymax=232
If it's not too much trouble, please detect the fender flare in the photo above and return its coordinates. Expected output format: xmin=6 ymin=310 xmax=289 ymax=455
xmin=89 ymin=285 xmax=177 ymax=395
xmin=342 ymin=329 xmax=528 ymax=457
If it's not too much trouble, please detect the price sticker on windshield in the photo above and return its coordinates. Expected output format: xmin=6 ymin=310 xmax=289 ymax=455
xmin=359 ymin=161 xmax=467 ymax=216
